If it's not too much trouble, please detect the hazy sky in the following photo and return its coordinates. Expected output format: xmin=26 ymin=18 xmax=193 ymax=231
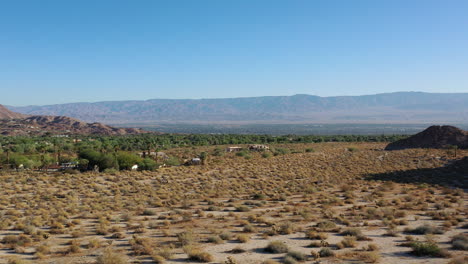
xmin=1 ymin=0 xmax=468 ymax=106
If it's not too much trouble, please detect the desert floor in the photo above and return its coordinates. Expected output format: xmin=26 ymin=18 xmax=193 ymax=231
xmin=0 ymin=142 xmax=466 ymax=264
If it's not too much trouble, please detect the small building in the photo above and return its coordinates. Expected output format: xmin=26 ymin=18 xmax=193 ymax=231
xmin=185 ymin=158 xmax=201 ymax=166
xmin=226 ymin=146 xmax=243 ymax=152
xmin=249 ymin=144 xmax=270 ymax=151
xmin=191 ymin=158 xmax=201 ymax=165
xmin=60 ymin=162 xmax=78 ymax=170
xmin=44 ymin=164 xmax=61 ymax=172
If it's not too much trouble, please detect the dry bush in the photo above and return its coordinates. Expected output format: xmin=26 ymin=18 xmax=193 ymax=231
xmin=237 ymin=234 xmax=250 ymax=243
xmin=337 ymin=236 xmax=357 ymax=249
xmin=96 ymin=247 xmax=128 ymax=264
xmin=184 ymin=246 xmax=214 ymax=262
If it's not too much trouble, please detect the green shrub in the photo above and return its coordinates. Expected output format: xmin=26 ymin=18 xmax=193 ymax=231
xmin=317 ymin=221 xmax=336 ymax=230
xmin=282 ymin=256 xmax=298 ymax=264
xmin=165 ymin=156 xmax=180 ymax=166
xmin=410 ymin=242 xmax=450 ymax=257
xmin=405 ymin=224 xmax=445 ymax=235
xmin=340 ymin=228 xmax=362 ymax=237
xmin=318 ymin=247 xmax=335 ymax=257
xmin=451 ymin=233 xmax=468 ymax=250
xmin=286 ymin=251 xmax=307 ymax=261
xmin=236 ymin=205 xmax=251 ymax=212
xmin=207 ymin=235 xmax=224 ymax=244
xmin=265 ymin=241 xmax=289 ymax=253
xmin=219 ymin=231 xmax=232 ymax=241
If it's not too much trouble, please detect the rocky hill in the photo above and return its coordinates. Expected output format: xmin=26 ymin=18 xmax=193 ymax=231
xmin=9 ymin=92 xmax=468 ymax=124
xmin=385 ymin=125 xmax=468 ymax=150
xmin=0 ymin=105 xmax=147 ymax=136
xmin=0 ymin=104 xmax=26 ymax=119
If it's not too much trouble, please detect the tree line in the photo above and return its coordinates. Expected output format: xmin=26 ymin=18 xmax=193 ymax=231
xmin=0 ymin=133 xmax=407 ymax=171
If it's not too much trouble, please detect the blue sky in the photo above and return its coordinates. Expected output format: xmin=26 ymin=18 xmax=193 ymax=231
xmin=1 ymin=0 xmax=467 ymax=106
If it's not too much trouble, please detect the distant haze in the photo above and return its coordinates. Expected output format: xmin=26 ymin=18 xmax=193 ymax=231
xmin=9 ymin=92 xmax=468 ymax=125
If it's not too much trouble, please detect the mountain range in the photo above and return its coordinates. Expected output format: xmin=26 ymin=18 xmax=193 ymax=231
xmin=8 ymin=92 xmax=468 ymax=125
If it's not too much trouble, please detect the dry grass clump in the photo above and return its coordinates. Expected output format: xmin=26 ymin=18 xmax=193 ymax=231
xmin=184 ymin=246 xmax=214 ymax=262
xmin=262 ymin=260 xmax=281 ymax=264
xmin=96 ymin=247 xmax=128 ymax=264
xmin=1 ymin=234 xmax=32 ymax=249
xmin=177 ymin=230 xmax=196 ymax=246
xmin=305 ymin=230 xmax=328 ymax=240
xmin=207 ymin=235 xmax=224 ymax=244
xmin=316 ymin=220 xmax=338 ymax=231
xmin=337 ymin=236 xmax=357 ymax=249
xmin=339 ymin=251 xmax=380 ymax=263
xmin=448 ymin=256 xmax=468 ymax=264
xmin=340 ymin=228 xmax=370 ymax=241
xmin=7 ymin=257 xmax=30 ymax=264
xmin=129 ymin=236 xmax=153 ymax=255
xmin=237 ymin=234 xmax=250 ymax=243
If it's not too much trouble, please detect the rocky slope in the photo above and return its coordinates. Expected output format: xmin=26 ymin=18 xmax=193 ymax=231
xmin=0 ymin=104 xmax=26 ymax=119
xmin=0 ymin=105 xmax=147 ymax=136
xmin=385 ymin=125 xmax=468 ymax=150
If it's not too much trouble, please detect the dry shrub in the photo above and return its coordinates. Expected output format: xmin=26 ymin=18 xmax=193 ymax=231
xmin=305 ymin=230 xmax=328 ymax=240
xmin=7 ymin=257 xmax=30 ymax=264
xmin=262 ymin=260 xmax=281 ymax=264
xmin=448 ymin=256 xmax=468 ymax=264
xmin=151 ymin=254 xmax=166 ymax=264
xmin=177 ymin=230 xmax=196 ymax=246
xmin=340 ymin=251 xmax=380 ymax=263
xmin=237 ymin=234 xmax=250 ymax=243
xmin=337 ymin=236 xmax=357 ymax=249
xmin=184 ymin=247 xmax=214 ymax=262
xmin=96 ymin=247 xmax=128 ymax=264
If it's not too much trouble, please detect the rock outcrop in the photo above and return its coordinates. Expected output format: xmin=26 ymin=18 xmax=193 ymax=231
xmin=385 ymin=125 xmax=468 ymax=150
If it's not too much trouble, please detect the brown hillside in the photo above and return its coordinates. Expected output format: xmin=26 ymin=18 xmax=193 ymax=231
xmin=385 ymin=125 xmax=468 ymax=150
xmin=0 ymin=104 xmax=26 ymax=119
xmin=0 ymin=112 xmax=149 ymax=136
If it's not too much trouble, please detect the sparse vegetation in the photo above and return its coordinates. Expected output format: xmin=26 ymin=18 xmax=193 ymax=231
xmin=0 ymin=141 xmax=465 ymax=263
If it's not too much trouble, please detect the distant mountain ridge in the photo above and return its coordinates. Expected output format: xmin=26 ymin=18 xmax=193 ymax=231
xmin=9 ymin=92 xmax=468 ymax=124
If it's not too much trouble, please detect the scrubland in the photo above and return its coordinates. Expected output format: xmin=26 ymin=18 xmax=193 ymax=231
xmin=0 ymin=142 xmax=466 ymax=264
